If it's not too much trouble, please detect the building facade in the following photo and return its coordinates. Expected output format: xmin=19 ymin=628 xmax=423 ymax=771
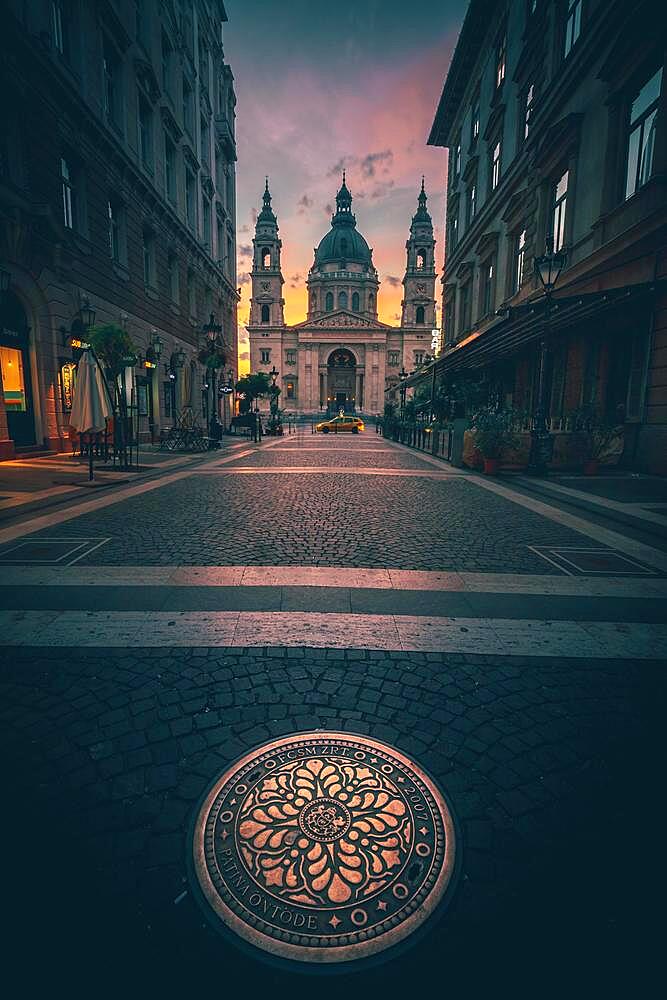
xmin=0 ymin=0 xmax=238 ymax=459
xmin=247 ymin=177 xmax=438 ymax=416
xmin=427 ymin=0 xmax=667 ymax=473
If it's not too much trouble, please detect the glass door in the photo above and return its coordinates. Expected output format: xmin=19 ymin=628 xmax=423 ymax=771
xmin=0 ymin=344 xmax=35 ymax=446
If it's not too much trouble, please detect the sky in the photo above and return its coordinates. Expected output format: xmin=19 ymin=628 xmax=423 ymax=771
xmin=223 ymin=0 xmax=468 ymax=371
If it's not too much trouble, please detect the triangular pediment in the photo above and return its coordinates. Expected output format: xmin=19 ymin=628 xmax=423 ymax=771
xmin=292 ymin=309 xmax=395 ymax=331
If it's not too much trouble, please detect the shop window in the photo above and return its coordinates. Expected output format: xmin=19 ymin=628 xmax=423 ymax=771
xmin=261 ymin=304 xmax=270 ymax=323
xmin=625 ymin=66 xmax=663 ymax=200
xmin=0 ymin=347 xmax=27 ymax=412
xmin=416 ymin=306 xmax=425 ymax=325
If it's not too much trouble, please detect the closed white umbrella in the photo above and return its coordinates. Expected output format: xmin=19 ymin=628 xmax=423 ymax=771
xmin=70 ymin=349 xmax=113 ymax=481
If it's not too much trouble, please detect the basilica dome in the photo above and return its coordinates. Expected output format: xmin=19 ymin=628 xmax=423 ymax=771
xmin=314 ymin=175 xmax=373 ymax=268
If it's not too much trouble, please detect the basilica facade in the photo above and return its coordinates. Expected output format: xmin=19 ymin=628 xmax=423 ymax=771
xmin=247 ymin=176 xmax=437 ymax=416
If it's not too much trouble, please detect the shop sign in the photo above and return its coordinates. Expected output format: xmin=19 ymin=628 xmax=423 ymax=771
xmin=143 ymin=360 xmax=157 ymax=369
xmin=69 ymin=337 xmax=90 ymax=350
xmin=60 ymin=361 xmax=76 ymax=411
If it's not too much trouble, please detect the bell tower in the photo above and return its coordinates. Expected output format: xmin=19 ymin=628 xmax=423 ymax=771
xmin=249 ymin=178 xmax=285 ymax=328
xmin=401 ymin=178 xmax=436 ymax=329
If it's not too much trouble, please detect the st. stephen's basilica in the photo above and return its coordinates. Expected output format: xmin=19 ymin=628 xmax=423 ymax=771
xmin=247 ymin=175 xmax=437 ymax=415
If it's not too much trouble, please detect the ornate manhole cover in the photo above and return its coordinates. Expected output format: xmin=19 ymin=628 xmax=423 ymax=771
xmin=191 ymin=732 xmax=458 ymax=966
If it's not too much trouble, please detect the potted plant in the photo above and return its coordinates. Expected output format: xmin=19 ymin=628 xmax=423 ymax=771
xmin=571 ymin=407 xmax=623 ymax=475
xmin=470 ymin=406 xmax=520 ymax=474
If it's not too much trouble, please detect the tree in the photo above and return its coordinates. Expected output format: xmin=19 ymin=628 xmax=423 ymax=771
xmin=235 ymin=372 xmax=272 ymax=414
xmin=88 ymin=324 xmax=137 ymax=469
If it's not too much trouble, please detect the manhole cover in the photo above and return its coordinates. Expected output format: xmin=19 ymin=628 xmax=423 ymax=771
xmin=191 ymin=732 xmax=457 ymax=967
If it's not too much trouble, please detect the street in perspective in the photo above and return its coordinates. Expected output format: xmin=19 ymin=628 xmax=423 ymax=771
xmin=1 ymin=0 xmax=666 ymax=995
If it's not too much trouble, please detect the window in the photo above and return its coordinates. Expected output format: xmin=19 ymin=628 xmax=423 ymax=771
xmin=625 ymin=66 xmax=663 ymax=200
xmin=414 ymin=351 xmax=425 ymax=366
xmin=445 ymin=299 xmax=455 ymax=343
xmin=227 ymin=236 xmax=233 ymax=277
xmin=216 ymin=218 xmax=224 ymax=262
xmin=1 ymin=346 xmax=27 ymax=412
xmin=369 ymin=292 xmax=375 ymax=312
xmin=416 ymin=249 xmax=426 ymax=269
xmin=142 ymin=228 xmax=155 ymax=287
xmin=564 ymin=0 xmax=582 ymax=58
xmin=185 ymin=166 xmax=196 ymax=229
xmin=168 ymin=253 xmax=179 ymax=302
xmin=200 ymin=115 xmax=210 ymax=171
xmin=466 ymin=184 xmax=476 ymax=226
xmin=513 ymin=229 xmax=526 ymax=294
xmin=161 ymin=32 xmax=173 ymax=96
xmin=260 ymin=349 xmax=271 ymax=364
xmin=448 ymin=212 xmax=458 ymax=250
xmin=261 ymin=304 xmax=270 ymax=324
xmin=459 ymin=282 xmax=471 ymax=334
xmin=226 ymin=168 xmax=234 ymax=213
xmin=52 ymin=1 xmax=68 ymax=58
xmin=261 ymin=247 xmax=271 ymax=268
xmin=524 ymin=84 xmax=535 ymax=141
xmin=202 ymin=195 xmax=211 ymax=248
xmin=338 ymin=291 xmax=348 ymax=309
xmin=286 ymin=381 xmax=295 ymax=399
xmin=491 ymin=140 xmax=502 ymax=190
xmin=182 ymin=76 xmax=193 ymax=135
xmin=108 ymin=198 xmax=123 ymax=262
xmin=187 ymin=269 xmax=196 ymax=316
xmin=480 ymin=258 xmax=495 ymax=317
xmin=551 ymin=169 xmax=568 ymax=251
xmin=352 ymin=291 xmax=360 ymax=311
xmin=138 ymin=92 xmax=153 ymax=169
xmin=103 ymin=38 xmax=120 ymax=128
xmin=496 ymin=31 xmax=506 ymax=89
xmin=388 ymin=351 xmax=399 ymax=366
xmin=325 ymin=291 xmax=333 ymax=311
xmin=453 ymin=135 xmax=461 ymax=177
xmin=416 ymin=305 xmax=425 ymax=325
xmin=471 ymin=91 xmax=480 ymax=147
xmin=286 ymin=350 xmax=296 ymax=365
xmin=165 ymin=134 xmax=176 ymax=203
xmin=61 ymin=157 xmax=75 ymax=229
xmin=215 ymin=147 xmax=224 ymax=191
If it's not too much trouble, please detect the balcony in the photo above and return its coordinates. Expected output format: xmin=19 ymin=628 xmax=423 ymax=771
xmin=214 ymin=113 xmax=236 ymax=161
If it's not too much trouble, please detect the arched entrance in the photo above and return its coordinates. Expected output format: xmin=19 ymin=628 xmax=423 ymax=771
xmin=327 ymin=348 xmax=357 ymax=414
xmin=0 ymin=291 xmax=36 ymax=446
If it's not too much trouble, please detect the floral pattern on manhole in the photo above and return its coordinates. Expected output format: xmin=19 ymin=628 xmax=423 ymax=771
xmin=191 ymin=732 xmax=457 ymax=965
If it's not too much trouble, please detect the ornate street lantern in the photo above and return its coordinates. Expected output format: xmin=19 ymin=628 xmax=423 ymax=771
xmin=534 ymin=237 xmax=567 ymax=292
xmin=80 ymin=298 xmax=96 ymax=329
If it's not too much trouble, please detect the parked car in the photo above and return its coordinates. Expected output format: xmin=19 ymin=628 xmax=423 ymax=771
xmin=315 ymin=415 xmax=365 ymax=434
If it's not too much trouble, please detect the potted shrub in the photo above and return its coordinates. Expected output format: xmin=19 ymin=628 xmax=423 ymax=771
xmin=470 ymin=406 xmax=520 ymax=474
xmin=571 ymin=407 xmax=623 ymax=475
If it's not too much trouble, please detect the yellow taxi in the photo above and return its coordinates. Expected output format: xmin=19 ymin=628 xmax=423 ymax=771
xmin=315 ymin=415 xmax=365 ymax=434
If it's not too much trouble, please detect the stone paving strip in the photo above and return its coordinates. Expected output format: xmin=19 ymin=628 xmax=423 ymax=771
xmin=1 ymin=608 xmax=665 ymax=656
xmin=3 ymin=565 xmax=667 ymax=596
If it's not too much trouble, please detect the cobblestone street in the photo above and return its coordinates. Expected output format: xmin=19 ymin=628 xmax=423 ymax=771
xmin=1 ymin=434 xmax=665 ymax=995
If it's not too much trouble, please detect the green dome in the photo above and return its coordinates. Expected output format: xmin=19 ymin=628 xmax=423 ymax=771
xmin=315 ymin=225 xmax=372 ymax=266
xmin=314 ymin=174 xmax=372 ymax=267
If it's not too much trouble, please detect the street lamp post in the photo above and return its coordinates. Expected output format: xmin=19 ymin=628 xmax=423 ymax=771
xmin=201 ymin=312 xmax=225 ymax=441
xmin=528 ymin=237 xmax=566 ymax=474
xmin=398 ymin=366 xmax=408 ymax=422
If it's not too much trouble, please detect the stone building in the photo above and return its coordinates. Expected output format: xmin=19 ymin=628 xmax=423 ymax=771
xmin=0 ymin=0 xmax=238 ymax=459
xmin=425 ymin=0 xmax=667 ymax=473
xmin=247 ymin=176 xmax=437 ymax=416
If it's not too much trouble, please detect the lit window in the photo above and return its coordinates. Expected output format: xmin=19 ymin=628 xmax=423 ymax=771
xmin=625 ymin=66 xmax=663 ymax=200
xmin=286 ymin=381 xmax=295 ymax=399
xmin=416 ymin=249 xmax=426 ymax=269
xmin=491 ymin=140 xmax=502 ymax=190
xmin=564 ymin=0 xmax=582 ymax=58
xmin=552 ymin=169 xmax=568 ymax=251
xmin=524 ymin=84 xmax=535 ymax=140
xmin=496 ymin=32 xmax=506 ymax=89
xmin=261 ymin=247 xmax=271 ymax=268
xmin=61 ymin=157 xmax=74 ymax=229
xmin=513 ymin=229 xmax=526 ymax=293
